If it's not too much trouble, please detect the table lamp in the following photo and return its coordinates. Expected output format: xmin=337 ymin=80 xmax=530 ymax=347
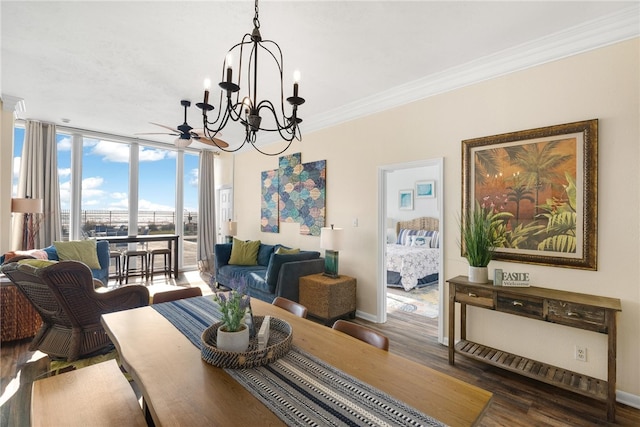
xmin=221 ymin=220 xmax=237 ymax=244
xmin=320 ymin=224 xmax=344 ymax=279
xmin=11 ymin=197 xmax=44 ymax=250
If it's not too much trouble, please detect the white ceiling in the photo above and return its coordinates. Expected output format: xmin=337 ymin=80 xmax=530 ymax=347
xmin=2 ymin=1 xmax=638 ymax=151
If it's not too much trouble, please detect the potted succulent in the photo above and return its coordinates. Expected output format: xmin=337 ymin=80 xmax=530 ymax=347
xmin=213 ymin=286 xmax=251 ymax=352
xmin=460 ymin=202 xmax=507 ymax=283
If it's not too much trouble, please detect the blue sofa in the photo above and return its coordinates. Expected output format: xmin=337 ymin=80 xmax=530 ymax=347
xmin=1 ymin=240 xmax=110 ymax=285
xmin=42 ymin=241 xmax=110 ymax=286
xmin=214 ymin=243 xmax=324 ymax=303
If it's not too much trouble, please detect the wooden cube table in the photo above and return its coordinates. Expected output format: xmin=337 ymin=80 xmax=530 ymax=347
xmin=299 ymin=273 xmax=356 ymax=325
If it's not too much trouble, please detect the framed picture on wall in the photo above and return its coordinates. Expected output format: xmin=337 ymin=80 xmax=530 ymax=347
xmin=399 ymin=189 xmax=414 ymax=210
xmin=462 ymin=119 xmax=598 ymax=270
xmin=416 ymin=180 xmax=435 ymax=198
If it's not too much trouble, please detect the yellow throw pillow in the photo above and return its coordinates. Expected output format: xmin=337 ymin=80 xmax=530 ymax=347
xmin=228 ymin=238 xmax=261 ymax=266
xmin=275 ymin=247 xmax=300 ymax=255
xmin=17 ymin=259 xmax=57 ymax=268
xmin=53 ymin=240 xmax=102 ymax=269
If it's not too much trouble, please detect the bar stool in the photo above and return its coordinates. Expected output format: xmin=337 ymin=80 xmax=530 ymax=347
xmin=149 ymin=248 xmax=172 ymax=280
xmin=108 ymin=250 xmax=122 ymax=285
xmin=122 ymin=249 xmax=148 ymax=284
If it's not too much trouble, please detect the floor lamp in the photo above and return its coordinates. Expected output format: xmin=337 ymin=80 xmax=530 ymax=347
xmin=11 ymin=197 xmax=44 ymax=250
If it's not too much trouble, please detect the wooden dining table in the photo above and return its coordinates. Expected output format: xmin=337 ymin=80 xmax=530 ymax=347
xmin=101 ymin=298 xmax=492 ymax=427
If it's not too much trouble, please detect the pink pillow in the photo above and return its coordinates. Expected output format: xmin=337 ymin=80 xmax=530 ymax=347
xmin=4 ymin=249 xmax=49 ymax=261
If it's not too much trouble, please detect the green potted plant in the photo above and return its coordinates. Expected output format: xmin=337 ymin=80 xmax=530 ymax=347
xmin=460 ymin=202 xmax=507 ymax=283
xmin=213 ymin=286 xmax=251 ymax=352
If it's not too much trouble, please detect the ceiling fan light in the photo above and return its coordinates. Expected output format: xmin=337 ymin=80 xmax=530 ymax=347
xmin=174 ymin=136 xmax=192 ymax=148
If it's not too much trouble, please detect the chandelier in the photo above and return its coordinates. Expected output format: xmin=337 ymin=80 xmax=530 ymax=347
xmin=196 ymin=0 xmax=305 ymax=156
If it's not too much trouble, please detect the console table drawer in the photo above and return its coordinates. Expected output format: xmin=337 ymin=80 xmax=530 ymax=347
xmin=455 ymin=286 xmax=494 ymax=308
xmin=547 ymin=300 xmax=607 ymax=332
xmin=497 ymin=294 xmax=544 ymax=319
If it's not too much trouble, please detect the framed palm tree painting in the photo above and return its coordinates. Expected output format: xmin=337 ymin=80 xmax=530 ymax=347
xmin=462 ymin=119 xmax=598 ymax=270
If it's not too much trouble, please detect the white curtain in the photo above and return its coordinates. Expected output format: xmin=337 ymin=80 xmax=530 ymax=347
xmin=197 ymin=151 xmax=217 ymax=271
xmin=12 ymin=120 xmax=62 ymax=249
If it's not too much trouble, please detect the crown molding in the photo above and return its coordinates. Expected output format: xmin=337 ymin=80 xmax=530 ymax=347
xmin=1 ymin=94 xmax=26 ymax=115
xmin=303 ymin=4 xmax=640 ymax=135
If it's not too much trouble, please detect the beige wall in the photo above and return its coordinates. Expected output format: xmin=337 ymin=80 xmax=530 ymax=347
xmin=0 ymin=100 xmax=15 ymax=253
xmin=232 ymin=39 xmax=639 ymax=397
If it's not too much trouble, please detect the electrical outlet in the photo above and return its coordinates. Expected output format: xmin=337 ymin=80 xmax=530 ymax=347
xmin=575 ymin=345 xmax=587 ymax=362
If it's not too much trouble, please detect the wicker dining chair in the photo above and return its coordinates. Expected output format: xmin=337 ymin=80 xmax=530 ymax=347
xmin=1 ymin=260 xmax=149 ymax=361
xmin=332 ymin=319 xmax=390 ymax=351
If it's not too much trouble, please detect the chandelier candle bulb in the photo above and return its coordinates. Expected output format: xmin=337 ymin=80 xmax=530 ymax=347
xmin=226 ymin=54 xmax=233 ymax=83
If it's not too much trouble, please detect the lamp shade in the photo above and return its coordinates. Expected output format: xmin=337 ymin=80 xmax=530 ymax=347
xmin=221 ymin=220 xmax=237 ymax=236
xmin=11 ymin=198 xmax=43 ymax=213
xmin=320 ymin=226 xmax=344 ymax=251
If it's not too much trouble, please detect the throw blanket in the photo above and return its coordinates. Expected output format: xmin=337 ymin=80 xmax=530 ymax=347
xmin=153 ymin=297 xmax=447 ymax=427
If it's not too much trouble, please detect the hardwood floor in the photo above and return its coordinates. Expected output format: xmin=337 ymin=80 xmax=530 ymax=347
xmin=2 ymin=273 xmax=639 ymax=426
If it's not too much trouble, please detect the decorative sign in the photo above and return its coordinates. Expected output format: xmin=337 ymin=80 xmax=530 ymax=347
xmin=494 ymin=269 xmax=531 ymax=287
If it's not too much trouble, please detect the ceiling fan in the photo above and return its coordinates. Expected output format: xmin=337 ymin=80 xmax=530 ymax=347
xmin=136 ymin=100 xmax=229 ymax=148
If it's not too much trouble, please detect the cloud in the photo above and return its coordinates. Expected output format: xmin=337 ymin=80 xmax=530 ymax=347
xmin=58 ymin=167 xmax=71 ymax=177
xmin=138 ymin=198 xmax=175 ymax=211
xmin=189 ymin=168 xmax=199 ymax=187
xmin=91 ymin=140 xmax=129 ymax=163
xmin=13 ymin=157 xmax=20 ymax=178
xmin=110 ymin=192 xmax=127 ymax=200
xmin=139 ymin=147 xmax=168 ymax=162
xmin=57 ymin=136 xmax=72 ymax=151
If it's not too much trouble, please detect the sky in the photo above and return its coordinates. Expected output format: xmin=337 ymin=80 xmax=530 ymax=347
xmin=13 ymin=127 xmax=200 ymax=212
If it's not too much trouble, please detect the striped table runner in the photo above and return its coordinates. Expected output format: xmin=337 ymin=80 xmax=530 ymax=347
xmin=152 ymin=297 xmax=446 ymax=427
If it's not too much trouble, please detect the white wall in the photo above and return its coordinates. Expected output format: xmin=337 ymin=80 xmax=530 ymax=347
xmin=232 ymin=39 xmax=639 ymax=397
xmin=386 ymin=165 xmax=439 ymax=223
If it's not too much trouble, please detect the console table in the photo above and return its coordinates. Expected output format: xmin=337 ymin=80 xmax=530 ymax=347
xmin=447 ymin=275 xmax=621 ymax=422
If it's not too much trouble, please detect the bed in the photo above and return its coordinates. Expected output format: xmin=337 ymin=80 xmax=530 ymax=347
xmin=386 ymin=216 xmax=440 ymax=291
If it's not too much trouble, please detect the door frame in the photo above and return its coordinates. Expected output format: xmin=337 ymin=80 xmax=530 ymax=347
xmin=377 ymin=157 xmax=445 ymax=344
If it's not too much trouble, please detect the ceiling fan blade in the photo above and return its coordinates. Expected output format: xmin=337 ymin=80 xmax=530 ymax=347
xmin=134 ymin=132 xmax=179 ymax=136
xmin=196 ymin=136 xmax=229 ymax=148
xmin=150 ymin=122 xmax=180 ymax=133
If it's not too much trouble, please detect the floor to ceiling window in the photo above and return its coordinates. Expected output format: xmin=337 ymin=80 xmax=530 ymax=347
xmin=12 ymin=123 xmax=201 ymax=270
xmin=183 ymin=152 xmax=199 ymax=268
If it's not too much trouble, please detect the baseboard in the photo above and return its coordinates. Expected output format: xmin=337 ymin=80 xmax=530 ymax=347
xmin=354 ymin=310 xmax=378 ymax=323
xmin=617 ymin=390 xmax=640 ymax=409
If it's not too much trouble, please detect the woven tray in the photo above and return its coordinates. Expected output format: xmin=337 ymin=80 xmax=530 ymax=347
xmin=201 ymin=316 xmax=292 ymax=369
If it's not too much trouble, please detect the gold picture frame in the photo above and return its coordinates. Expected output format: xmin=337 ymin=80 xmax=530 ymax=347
xmin=462 ymin=119 xmax=598 ymax=270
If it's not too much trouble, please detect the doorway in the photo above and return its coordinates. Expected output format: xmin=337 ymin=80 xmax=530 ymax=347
xmin=377 ymin=158 xmax=445 ymax=344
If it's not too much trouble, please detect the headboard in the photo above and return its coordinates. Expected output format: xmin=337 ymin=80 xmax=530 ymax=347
xmin=396 ymin=216 xmax=439 ymax=234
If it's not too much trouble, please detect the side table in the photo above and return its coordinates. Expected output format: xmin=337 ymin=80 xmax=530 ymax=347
xmin=299 ymin=273 xmax=356 ymax=325
xmin=1 ymin=274 xmax=42 ymax=342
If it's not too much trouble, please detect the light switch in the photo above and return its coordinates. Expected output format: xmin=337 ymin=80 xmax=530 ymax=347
xmin=352 ymin=218 xmax=358 ymax=227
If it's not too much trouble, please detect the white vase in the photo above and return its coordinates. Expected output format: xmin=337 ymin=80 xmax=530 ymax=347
xmin=216 ymin=324 xmax=249 ymax=352
xmin=468 ymin=266 xmax=489 ymax=284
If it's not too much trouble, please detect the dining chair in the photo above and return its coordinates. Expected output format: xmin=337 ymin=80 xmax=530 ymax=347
xmin=152 ymin=287 xmax=202 ymax=304
xmin=272 ymin=296 xmax=308 ymax=318
xmin=332 ymin=319 xmax=389 ymax=351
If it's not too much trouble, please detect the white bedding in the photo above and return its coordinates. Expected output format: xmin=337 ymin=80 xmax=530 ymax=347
xmin=386 ymin=244 xmax=440 ymax=291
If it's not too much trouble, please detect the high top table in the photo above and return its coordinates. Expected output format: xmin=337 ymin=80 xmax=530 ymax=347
xmin=102 ymin=298 xmax=492 ymax=426
xmin=95 ymin=234 xmax=179 ymax=279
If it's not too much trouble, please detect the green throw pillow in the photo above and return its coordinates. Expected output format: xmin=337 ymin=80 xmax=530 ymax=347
xmin=53 ymin=240 xmax=102 ymax=269
xmin=17 ymin=259 xmax=57 ymax=268
xmin=275 ymin=247 xmax=300 ymax=255
xmin=228 ymin=238 xmax=261 ymax=266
